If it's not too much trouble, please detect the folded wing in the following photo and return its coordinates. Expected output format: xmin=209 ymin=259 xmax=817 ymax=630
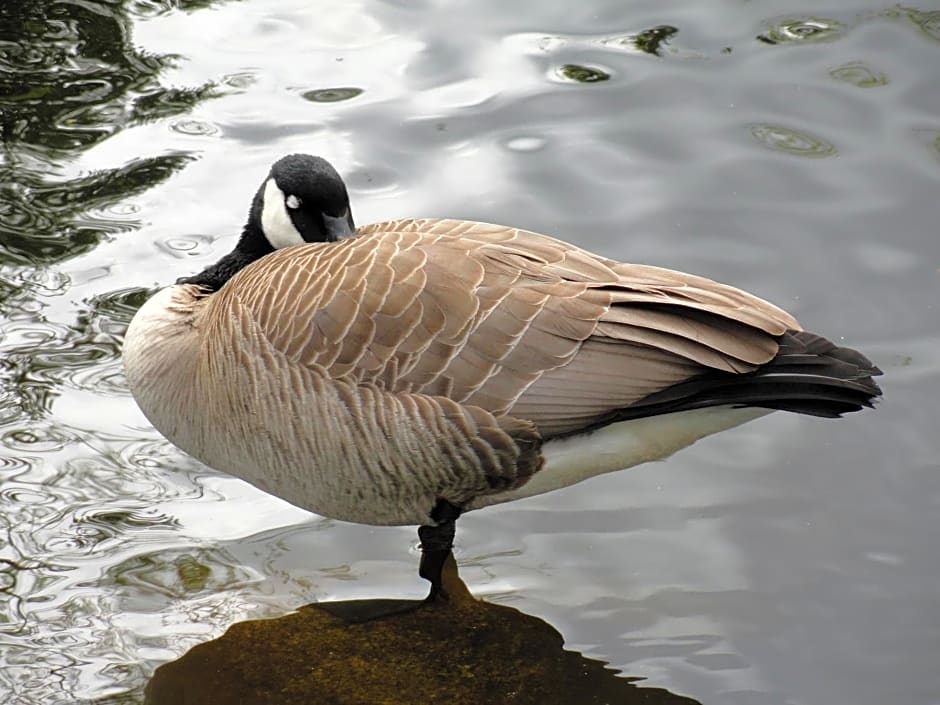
xmin=230 ymin=218 xmax=807 ymax=438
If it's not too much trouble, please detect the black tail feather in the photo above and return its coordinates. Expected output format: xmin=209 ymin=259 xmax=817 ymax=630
xmin=611 ymin=330 xmax=883 ymax=422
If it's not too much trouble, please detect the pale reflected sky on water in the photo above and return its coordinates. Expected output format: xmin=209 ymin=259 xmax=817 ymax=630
xmin=0 ymin=1 xmax=937 ymax=703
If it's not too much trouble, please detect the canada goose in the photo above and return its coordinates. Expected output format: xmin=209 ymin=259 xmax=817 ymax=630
xmin=123 ymin=154 xmax=882 ymax=599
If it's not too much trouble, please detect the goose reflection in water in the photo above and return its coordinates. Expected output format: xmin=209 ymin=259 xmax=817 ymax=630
xmin=145 ymin=554 xmax=701 ymax=705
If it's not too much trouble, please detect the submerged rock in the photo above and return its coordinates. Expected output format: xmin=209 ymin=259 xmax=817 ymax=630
xmin=145 ymin=556 xmax=699 ymax=705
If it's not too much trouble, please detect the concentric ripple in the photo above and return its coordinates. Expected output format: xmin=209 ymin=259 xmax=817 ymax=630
xmin=301 ymin=87 xmax=364 ymax=103
xmin=830 ymin=61 xmax=888 ymax=88
xmin=170 ymin=118 xmax=221 ymax=136
xmin=749 ymin=123 xmax=838 ymax=158
xmin=757 ymin=17 xmax=846 ymax=44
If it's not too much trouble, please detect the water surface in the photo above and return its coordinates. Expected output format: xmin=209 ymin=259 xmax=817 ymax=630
xmin=1 ymin=1 xmax=938 ymax=703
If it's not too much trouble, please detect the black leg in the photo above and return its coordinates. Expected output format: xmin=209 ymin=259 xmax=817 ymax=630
xmin=418 ymin=500 xmax=461 ymax=601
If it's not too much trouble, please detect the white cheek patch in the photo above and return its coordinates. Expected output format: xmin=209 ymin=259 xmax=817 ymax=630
xmin=261 ymin=178 xmax=305 ymax=249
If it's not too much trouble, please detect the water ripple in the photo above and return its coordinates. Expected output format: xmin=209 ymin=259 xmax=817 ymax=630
xmin=0 ymin=154 xmax=196 ymax=267
xmin=169 ymin=118 xmax=221 ymax=137
xmin=895 ymin=8 xmax=940 ymax=43
xmin=301 ymin=87 xmax=364 ymax=103
xmin=749 ymin=123 xmax=838 ymax=158
xmin=758 ymin=17 xmax=846 ymax=45
xmin=0 ymin=455 xmax=32 ymax=477
xmin=78 ymin=506 xmax=179 ymax=532
xmin=106 ymin=547 xmax=257 ymax=599
xmin=68 ymin=362 xmax=127 ymax=397
xmin=0 ymin=481 xmax=87 ymax=534
xmin=157 ymin=234 xmax=216 ymax=259
xmin=0 ymin=321 xmax=71 ymax=352
xmin=505 ymin=135 xmax=548 ymax=152
xmin=87 ymin=287 xmax=152 ymax=329
xmin=0 ymin=426 xmax=74 ymax=454
xmin=830 ymin=61 xmax=888 ymax=88
xmin=600 ymin=25 xmax=680 ymax=56
xmin=554 ymin=64 xmax=611 ymax=84
xmin=62 ymin=453 xmax=171 ymax=502
xmin=0 ymin=283 xmax=140 ymax=406
xmin=34 ymin=504 xmax=180 ymax=556
xmin=0 ymin=486 xmax=60 ymax=507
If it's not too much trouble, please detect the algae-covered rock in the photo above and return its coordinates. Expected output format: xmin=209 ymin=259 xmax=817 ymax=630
xmin=145 ymin=556 xmax=699 ymax=705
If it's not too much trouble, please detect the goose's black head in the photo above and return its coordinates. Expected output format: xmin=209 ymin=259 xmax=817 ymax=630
xmin=178 ymin=154 xmax=355 ymax=291
xmin=250 ymin=154 xmax=355 ymax=251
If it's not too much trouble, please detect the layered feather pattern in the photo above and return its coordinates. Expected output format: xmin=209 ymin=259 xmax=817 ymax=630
xmin=226 ymin=218 xmax=814 ymax=433
xmin=124 ymin=218 xmax=881 ymax=525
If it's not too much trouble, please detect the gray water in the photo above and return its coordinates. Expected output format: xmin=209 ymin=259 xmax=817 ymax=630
xmin=1 ymin=1 xmax=938 ymax=703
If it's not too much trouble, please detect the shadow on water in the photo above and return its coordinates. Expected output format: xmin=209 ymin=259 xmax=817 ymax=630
xmin=144 ymin=554 xmax=701 ymax=705
xmin=0 ymin=0 xmax=217 ymax=267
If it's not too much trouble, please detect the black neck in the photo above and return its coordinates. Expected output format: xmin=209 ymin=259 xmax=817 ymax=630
xmin=176 ymin=223 xmax=272 ymax=292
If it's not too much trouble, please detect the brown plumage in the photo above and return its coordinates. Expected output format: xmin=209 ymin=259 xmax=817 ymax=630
xmin=123 ymin=154 xmax=882 ymax=599
xmin=229 ymin=218 xmax=800 ymax=431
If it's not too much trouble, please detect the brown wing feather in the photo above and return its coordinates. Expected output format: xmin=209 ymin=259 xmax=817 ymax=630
xmin=231 ymin=218 xmax=800 ymax=439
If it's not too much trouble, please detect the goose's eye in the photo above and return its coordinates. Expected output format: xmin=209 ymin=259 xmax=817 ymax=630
xmin=286 ymin=194 xmax=302 ymax=210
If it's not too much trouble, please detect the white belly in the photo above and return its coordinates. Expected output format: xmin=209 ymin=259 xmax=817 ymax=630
xmin=469 ymin=406 xmax=771 ymax=510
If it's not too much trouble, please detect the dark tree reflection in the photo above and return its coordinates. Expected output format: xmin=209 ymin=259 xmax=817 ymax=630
xmin=0 ymin=7 xmax=220 ymax=700
xmin=0 ymin=0 xmax=216 ymax=266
